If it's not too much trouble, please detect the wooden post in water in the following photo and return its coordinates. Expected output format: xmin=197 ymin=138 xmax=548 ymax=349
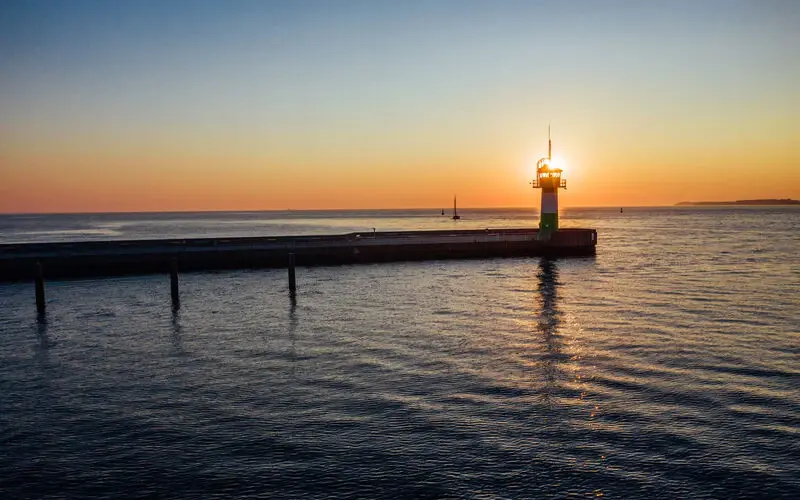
xmin=35 ymin=261 xmax=46 ymax=315
xmin=170 ymin=258 xmax=180 ymax=310
xmin=288 ymin=253 xmax=297 ymax=299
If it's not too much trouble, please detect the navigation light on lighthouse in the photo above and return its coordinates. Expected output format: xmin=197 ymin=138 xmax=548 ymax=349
xmin=531 ymin=126 xmax=566 ymax=240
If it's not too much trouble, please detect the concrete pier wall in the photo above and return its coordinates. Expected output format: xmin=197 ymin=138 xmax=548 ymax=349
xmin=0 ymin=228 xmax=596 ymax=281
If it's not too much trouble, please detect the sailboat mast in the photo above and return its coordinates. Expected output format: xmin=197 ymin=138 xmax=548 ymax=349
xmin=451 ymin=195 xmax=461 ymax=219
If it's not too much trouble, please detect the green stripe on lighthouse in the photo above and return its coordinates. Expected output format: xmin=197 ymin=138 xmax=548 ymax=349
xmin=540 ymin=212 xmax=558 ymax=232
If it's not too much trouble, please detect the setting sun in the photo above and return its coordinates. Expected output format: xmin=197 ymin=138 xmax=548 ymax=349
xmin=550 ymin=156 xmax=569 ymax=177
xmin=526 ymin=152 xmax=569 ymax=180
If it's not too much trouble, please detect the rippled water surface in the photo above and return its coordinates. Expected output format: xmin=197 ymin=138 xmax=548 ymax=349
xmin=1 ymin=207 xmax=798 ymax=498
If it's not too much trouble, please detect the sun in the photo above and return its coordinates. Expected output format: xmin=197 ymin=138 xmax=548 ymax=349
xmin=525 ymin=153 xmax=571 ymax=181
xmin=549 ymin=156 xmax=569 ymax=176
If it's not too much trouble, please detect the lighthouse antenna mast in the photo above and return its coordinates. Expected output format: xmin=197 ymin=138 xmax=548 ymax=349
xmin=548 ymin=123 xmax=552 ymax=160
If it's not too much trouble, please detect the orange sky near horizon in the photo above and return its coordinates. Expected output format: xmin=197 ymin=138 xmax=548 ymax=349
xmin=2 ymin=1 xmax=798 ymax=214
xmin=3 ymin=133 xmax=798 ymax=213
xmin=3 ymin=109 xmax=798 ymax=213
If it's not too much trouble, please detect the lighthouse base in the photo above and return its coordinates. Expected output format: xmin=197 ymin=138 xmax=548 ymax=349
xmin=539 ymin=212 xmax=558 ymax=231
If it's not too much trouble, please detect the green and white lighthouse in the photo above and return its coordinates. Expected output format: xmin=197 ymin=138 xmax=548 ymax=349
xmin=532 ymin=127 xmax=566 ymax=240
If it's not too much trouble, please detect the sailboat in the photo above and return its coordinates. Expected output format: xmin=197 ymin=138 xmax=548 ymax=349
xmin=452 ymin=196 xmax=461 ymax=220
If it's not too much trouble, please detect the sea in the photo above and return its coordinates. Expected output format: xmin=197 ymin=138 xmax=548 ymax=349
xmin=1 ymin=207 xmax=798 ymax=499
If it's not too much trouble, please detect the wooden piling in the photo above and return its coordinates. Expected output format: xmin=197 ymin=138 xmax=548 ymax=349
xmin=35 ymin=261 xmax=46 ymax=315
xmin=288 ymin=253 xmax=297 ymax=298
xmin=170 ymin=258 xmax=180 ymax=310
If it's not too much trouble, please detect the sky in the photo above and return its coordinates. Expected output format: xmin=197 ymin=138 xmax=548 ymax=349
xmin=1 ymin=0 xmax=798 ymax=212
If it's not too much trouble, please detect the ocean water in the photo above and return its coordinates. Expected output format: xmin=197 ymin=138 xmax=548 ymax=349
xmin=1 ymin=207 xmax=798 ymax=499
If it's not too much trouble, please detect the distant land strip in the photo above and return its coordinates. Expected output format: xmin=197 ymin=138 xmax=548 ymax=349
xmin=676 ymin=199 xmax=799 ymax=206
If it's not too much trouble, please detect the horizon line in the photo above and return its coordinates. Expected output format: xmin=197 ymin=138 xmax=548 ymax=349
xmin=3 ymin=203 xmax=795 ymax=216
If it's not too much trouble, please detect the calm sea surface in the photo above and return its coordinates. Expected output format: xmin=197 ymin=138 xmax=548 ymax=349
xmin=1 ymin=207 xmax=798 ymax=498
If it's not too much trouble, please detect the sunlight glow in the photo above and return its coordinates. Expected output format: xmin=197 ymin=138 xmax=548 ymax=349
xmin=528 ymin=155 xmax=570 ymax=181
xmin=550 ymin=156 xmax=569 ymax=177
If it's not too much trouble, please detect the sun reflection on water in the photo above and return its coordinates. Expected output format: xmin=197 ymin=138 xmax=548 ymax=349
xmin=536 ymin=258 xmax=565 ymax=405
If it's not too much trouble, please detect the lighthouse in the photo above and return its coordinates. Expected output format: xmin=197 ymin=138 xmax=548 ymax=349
xmin=531 ymin=126 xmax=566 ymax=240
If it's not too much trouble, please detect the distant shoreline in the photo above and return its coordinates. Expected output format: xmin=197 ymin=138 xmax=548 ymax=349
xmin=676 ymin=199 xmax=799 ymax=206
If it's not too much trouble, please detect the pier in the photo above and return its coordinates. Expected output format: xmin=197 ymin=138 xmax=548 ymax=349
xmin=2 ymin=132 xmax=596 ymax=313
xmin=0 ymin=228 xmax=595 ymax=282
